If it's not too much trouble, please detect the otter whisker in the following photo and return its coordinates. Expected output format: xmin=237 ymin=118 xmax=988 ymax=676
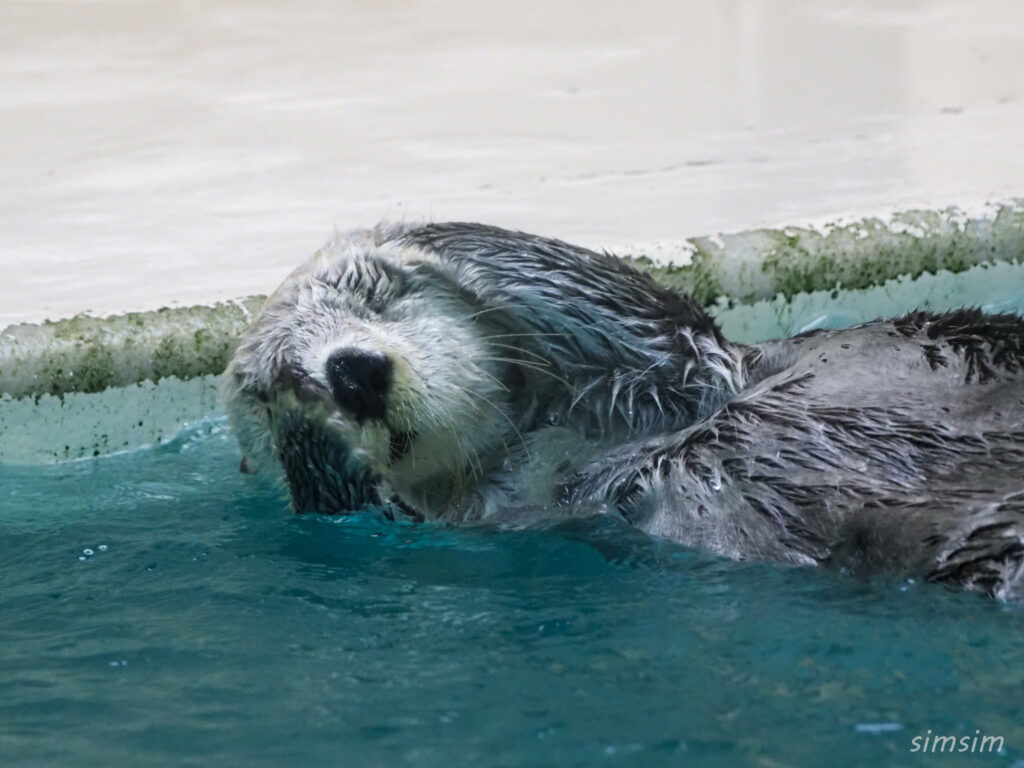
xmin=568 ymin=375 xmax=606 ymax=414
xmin=478 ymin=331 xmax=576 ymax=341
xmin=456 ymin=384 xmax=531 ymax=466
xmin=478 ymin=356 xmax=578 ymax=391
xmin=463 ymin=303 xmax=524 ymax=323
xmin=469 ymin=364 xmax=512 ymax=394
xmin=443 ymin=418 xmax=472 ymax=498
xmin=442 ymin=404 xmax=485 ymax=482
xmin=447 ymin=382 xmax=519 ymax=467
xmin=482 ymin=341 xmax=560 ymax=366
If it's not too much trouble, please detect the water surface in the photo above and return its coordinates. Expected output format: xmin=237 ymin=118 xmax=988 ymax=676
xmin=2 ymin=420 xmax=1022 ymax=767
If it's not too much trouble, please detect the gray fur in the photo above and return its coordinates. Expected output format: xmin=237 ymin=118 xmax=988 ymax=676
xmin=223 ymin=222 xmax=1024 ymax=600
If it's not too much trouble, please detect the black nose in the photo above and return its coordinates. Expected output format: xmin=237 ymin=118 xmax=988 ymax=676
xmin=325 ymin=348 xmax=393 ymax=422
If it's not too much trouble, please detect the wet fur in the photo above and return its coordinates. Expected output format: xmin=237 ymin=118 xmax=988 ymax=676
xmin=223 ymin=223 xmax=1024 ymax=600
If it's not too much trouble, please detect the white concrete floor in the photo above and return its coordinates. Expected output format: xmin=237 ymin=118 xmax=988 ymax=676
xmin=3 ymin=0 xmax=1024 ymax=325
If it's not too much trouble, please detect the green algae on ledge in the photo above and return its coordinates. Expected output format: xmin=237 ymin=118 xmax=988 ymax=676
xmin=626 ymin=200 xmax=1024 ymax=306
xmin=0 ymin=297 xmax=266 ymax=401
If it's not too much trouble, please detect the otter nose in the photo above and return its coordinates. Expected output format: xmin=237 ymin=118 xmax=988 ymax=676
xmin=325 ymin=348 xmax=393 ymax=422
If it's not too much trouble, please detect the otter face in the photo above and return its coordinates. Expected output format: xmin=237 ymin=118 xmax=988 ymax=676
xmin=225 ymin=222 xmax=731 ymax=520
xmin=222 ymin=232 xmax=515 ymax=516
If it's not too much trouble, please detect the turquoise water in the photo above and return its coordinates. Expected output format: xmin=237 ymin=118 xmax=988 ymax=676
xmin=2 ymin=420 xmax=1022 ymax=767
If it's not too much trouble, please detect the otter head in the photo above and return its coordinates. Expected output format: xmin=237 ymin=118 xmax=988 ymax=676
xmin=222 ymin=227 xmax=519 ymax=518
xmin=224 ymin=222 xmax=739 ymax=521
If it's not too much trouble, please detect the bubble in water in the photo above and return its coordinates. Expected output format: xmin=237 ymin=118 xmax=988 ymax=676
xmin=98 ymin=545 xmax=108 ymax=552
xmin=82 ymin=548 xmax=94 ymax=556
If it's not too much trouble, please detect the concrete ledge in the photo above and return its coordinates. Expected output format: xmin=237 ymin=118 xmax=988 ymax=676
xmin=2 ymin=199 xmax=1022 ymax=407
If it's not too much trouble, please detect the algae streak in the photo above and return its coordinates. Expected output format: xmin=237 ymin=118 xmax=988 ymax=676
xmin=0 ymin=298 xmax=266 ymax=400
xmin=625 ymin=200 xmax=1024 ymax=306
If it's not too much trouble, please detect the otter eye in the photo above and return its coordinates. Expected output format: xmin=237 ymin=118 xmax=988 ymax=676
xmin=364 ymin=265 xmax=405 ymax=313
xmin=365 ymin=286 xmax=391 ymax=313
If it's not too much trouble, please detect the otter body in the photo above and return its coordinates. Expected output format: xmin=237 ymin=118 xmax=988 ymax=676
xmin=224 ymin=223 xmax=1024 ymax=600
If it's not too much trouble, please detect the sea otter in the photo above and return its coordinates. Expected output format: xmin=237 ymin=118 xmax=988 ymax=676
xmin=223 ymin=223 xmax=1024 ymax=600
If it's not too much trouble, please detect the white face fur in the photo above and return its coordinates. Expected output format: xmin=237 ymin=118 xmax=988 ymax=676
xmin=222 ymin=231 xmax=514 ymax=515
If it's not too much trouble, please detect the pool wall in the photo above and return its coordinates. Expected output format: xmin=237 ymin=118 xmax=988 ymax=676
xmin=2 ymin=200 xmax=1023 ymax=463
